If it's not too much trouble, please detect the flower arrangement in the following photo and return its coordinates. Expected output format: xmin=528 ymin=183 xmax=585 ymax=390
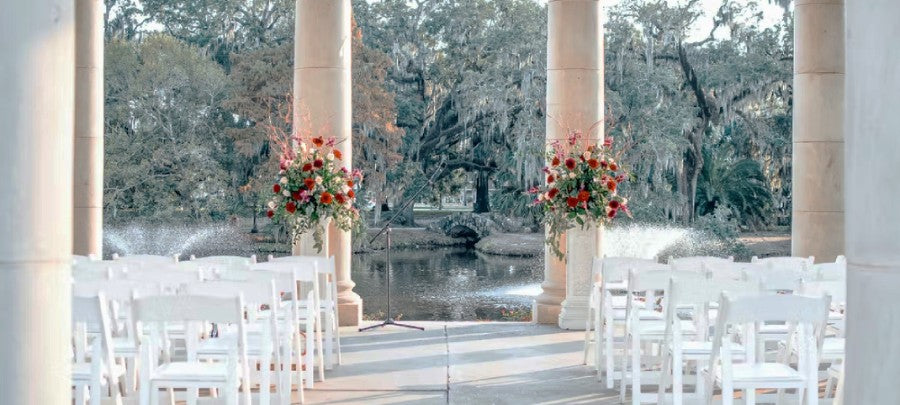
xmin=266 ymin=134 xmax=362 ymax=252
xmin=529 ymin=130 xmax=630 ymax=259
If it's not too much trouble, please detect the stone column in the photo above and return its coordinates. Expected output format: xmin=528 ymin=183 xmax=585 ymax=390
xmin=536 ymin=0 xmax=604 ymax=328
xmin=74 ymin=0 xmax=104 ymax=257
xmin=0 ymin=0 xmax=74 ymax=403
xmin=791 ymin=0 xmax=844 ymax=263
xmin=844 ymin=1 xmax=900 ymax=402
xmin=294 ymin=0 xmax=361 ymax=326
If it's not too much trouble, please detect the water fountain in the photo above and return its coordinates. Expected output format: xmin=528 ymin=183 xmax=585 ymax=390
xmin=104 ymin=222 xmax=253 ymax=259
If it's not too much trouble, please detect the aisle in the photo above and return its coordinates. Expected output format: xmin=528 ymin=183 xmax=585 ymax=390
xmin=300 ymin=322 xmax=617 ymax=404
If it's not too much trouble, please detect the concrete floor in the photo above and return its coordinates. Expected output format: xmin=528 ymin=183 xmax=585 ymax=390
xmin=301 ymin=321 xmax=618 ymax=405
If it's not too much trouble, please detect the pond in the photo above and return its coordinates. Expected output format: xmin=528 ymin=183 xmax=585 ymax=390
xmin=352 ymin=247 xmax=543 ymax=321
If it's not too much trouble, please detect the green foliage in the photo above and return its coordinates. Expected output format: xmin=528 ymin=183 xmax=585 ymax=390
xmin=104 ymin=35 xmax=231 ymax=221
xmin=696 ymin=149 xmax=773 ymax=228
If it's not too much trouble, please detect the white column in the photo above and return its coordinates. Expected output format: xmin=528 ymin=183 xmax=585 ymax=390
xmin=0 ymin=0 xmax=74 ymax=403
xmin=538 ymin=0 xmax=604 ymax=329
xmin=791 ymin=0 xmax=844 ymax=263
xmin=294 ymin=0 xmax=361 ymax=326
xmin=844 ymin=0 xmax=900 ymax=402
xmin=74 ymin=0 xmax=104 ymax=257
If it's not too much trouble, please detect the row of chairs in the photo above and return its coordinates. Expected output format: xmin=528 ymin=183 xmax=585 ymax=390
xmin=71 ymin=253 xmax=343 ymax=405
xmin=583 ymin=255 xmax=847 ymax=405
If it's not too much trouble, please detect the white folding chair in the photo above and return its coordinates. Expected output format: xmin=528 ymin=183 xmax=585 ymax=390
xmin=73 ymin=260 xmax=129 ymax=281
xmin=668 ymin=256 xmax=734 ymax=273
xmin=72 ymin=293 xmax=124 ymax=405
xmin=702 ymin=261 xmax=766 ymax=281
xmin=74 ymin=279 xmax=149 ymax=395
xmin=188 ymin=279 xmax=281 ymax=405
xmin=813 ymin=255 xmax=847 ymax=281
xmin=591 ymin=258 xmax=667 ymax=388
xmin=657 ymin=277 xmax=759 ymax=405
xmin=269 ymin=254 xmax=342 ymax=369
xmin=113 ymin=253 xmax=180 ymax=268
xmin=251 ymin=262 xmax=325 ymax=389
xmin=798 ymin=279 xmax=847 ymax=402
xmin=751 ymin=255 xmax=814 ymax=275
xmin=704 ymin=293 xmax=830 ymax=405
xmin=133 ymin=294 xmax=252 ymax=405
xmin=125 ymin=265 xmax=204 ymax=294
xmin=620 ymin=269 xmax=704 ymax=404
xmin=190 ymin=255 xmax=256 ymax=279
xmin=583 ymin=257 xmax=657 ymax=367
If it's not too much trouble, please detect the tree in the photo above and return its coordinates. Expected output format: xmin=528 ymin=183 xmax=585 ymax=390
xmin=104 ymin=35 xmax=231 ymax=220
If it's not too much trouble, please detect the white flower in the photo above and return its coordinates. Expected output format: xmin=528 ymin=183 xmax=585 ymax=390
xmin=267 ymin=201 xmax=276 ymax=210
xmin=315 ymin=176 xmax=323 ymax=185
xmin=282 ymin=190 xmax=290 ymax=197
xmin=342 ymin=185 xmax=351 ymax=194
xmin=582 ymin=151 xmax=591 ymax=160
xmin=326 ymin=153 xmax=335 ymax=161
xmin=280 ymin=177 xmax=288 ymax=184
xmin=568 ymin=173 xmax=576 ymax=179
xmin=300 ymin=143 xmax=308 ymax=153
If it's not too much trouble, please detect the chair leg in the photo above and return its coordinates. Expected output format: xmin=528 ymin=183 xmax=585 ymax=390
xmin=721 ymin=382 xmax=733 ymax=405
xmin=75 ymin=385 xmax=87 ymax=405
xmin=745 ymin=388 xmax=756 ymax=405
xmin=631 ymin=334 xmax=641 ymax=405
xmin=594 ymin=303 xmax=603 ymax=376
xmin=305 ymin=326 xmax=315 ymax=388
xmin=605 ymin=317 xmax=615 ymax=389
xmin=260 ymin=357 xmax=272 ymax=405
xmin=619 ymin=332 xmax=628 ymax=403
xmin=825 ymin=374 xmax=836 ymax=399
xmin=325 ymin=311 xmax=335 ymax=370
xmin=673 ymin=351 xmax=683 ymax=405
xmin=315 ymin=318 xmax=325 ymax=382
xmin=583 ymin=295 xmax=593 ymax=365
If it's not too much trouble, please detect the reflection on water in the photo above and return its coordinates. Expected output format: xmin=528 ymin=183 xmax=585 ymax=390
xmin=352 ymin=248 xmax=543 ymax=321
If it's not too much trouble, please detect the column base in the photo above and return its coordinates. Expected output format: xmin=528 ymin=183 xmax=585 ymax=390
xmin=558 ymin=296 xmax=589 ymax=330
xmin=338 ymin=300 xmax=362 ymax=326
xmin=533 ymin=301 xmax=562 ymax=324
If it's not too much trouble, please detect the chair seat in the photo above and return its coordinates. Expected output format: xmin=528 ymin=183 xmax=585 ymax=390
xmin=821 ymin=337 xmax=845 ymax=358
xmin=632 ymin=320 xmax=696 ymax=338
xmin=152 ymin=362 xmax=234 ymax=384
xmin=674 ymin=341 xmax=746 ymax=357
xmin=196 ymin=335 xmax=272 ymax=358
xmin=758 ymin=324 xmax=790 ymax=335
xmin=715 ymin=363 xmax=805 ymax=385
xmin=112 ymin=337 xmax=138 ymax=356
xmin=72 ymin=362 xmax=126 ymax=382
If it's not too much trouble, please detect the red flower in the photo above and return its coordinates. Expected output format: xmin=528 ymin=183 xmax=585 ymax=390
xmin=335 ymin=194 xmax=347 ymax=204
xmin=608 ymin=200 xmax=621 ymax=209
xmin=333 ymin=149 xmax=343 ymax=160
xmin=551 ymin=157 xmax=561 ymax=167
xmin=304 ymin=178 xmax=316 ymax=189
xmin=347 ymin=190 xmax=355 ymax=198
xmin=577 ymin=190 xmax=591 ymax=202
xmin=607 ymin=180 xmax=617 ymax=192
xmin=302 ymin=163 xmax=313 ymax=172
xmin=566 ymin=197 xmax=579 ymax=208
xmin=273 ymin=184 xmax=281 ymax=193
xmin=565 ymin=158 xmax=576 ymax=170
xmin=285 ymin=201 xmax=296 ymax=214
xmin=588 ymin=159 xmax=600 ymax=169
xmin=547 ymin=175 xmax=555 ymax=184
xmin=609 ymin=163 xmax=618 ymax=171
xmin=291 ymin=191 xmax=301 ymax=200
xmin=320 ymin=192 xmax=334 ymax=204
xmin=548 ymin=188 xmax=559 ymax=199
xmin=313 ymin=159 xmax=324 ymax=168
xmin=600 ymin=160 xmax=608 ymax=169
xmin=266 ymin=210 xmax=274 ymax=218
xmin=607 ymin=209 xmax=617 ymax=218
xmin=312 ymin=137 xmax=324 ymax=147
xmin=347 ymin=180 xmax=354 ymax=187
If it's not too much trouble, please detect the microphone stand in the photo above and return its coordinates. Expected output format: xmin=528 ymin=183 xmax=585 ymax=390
xmin=359 ymin=159 xmax=447 ymax=332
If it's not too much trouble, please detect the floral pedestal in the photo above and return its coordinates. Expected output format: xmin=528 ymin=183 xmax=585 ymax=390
xmin=558 ymin=222 xmax=602 ymax=330
xmin=291 ymin=219 xmax=330 ymax=256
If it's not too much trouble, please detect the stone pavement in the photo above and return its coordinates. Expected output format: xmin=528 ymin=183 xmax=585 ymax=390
xmin=300 ymin=321 xmax=619 ymax=404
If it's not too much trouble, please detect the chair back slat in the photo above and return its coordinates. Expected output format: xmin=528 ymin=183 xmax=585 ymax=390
xmin=133 ymin=295 xmax=244 ymax=324
xmin=668 ymin=256 xmax=734 ymax=272
xmin=717 ymin=293 xmax=830 ymax=324
xmin=597 ymin=257 xmax=658 ymax=282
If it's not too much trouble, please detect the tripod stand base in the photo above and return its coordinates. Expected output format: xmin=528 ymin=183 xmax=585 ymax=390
xmin=359 ymin=318 xmax=425 ymax=332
